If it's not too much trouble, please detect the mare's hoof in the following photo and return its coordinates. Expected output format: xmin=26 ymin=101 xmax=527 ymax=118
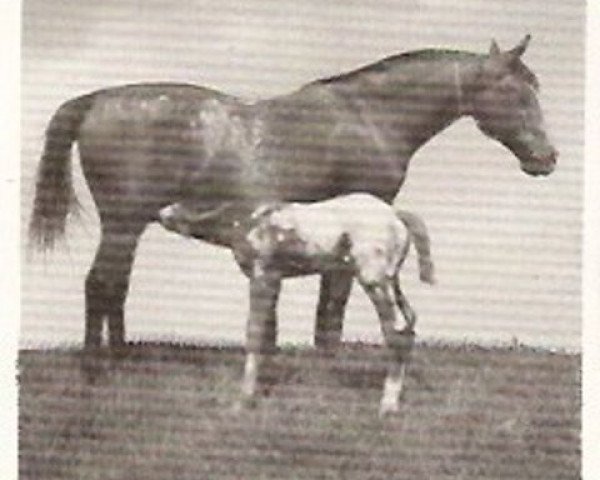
xmin=315 ymin=346 xmax=338 ymax=358
xmin=80 ymin=349 xmax=108 ymax=384
xmin=109 ymin=344 xmax=130 ymax=361
xmin=314 ymin=338 xmax=343 ymax=356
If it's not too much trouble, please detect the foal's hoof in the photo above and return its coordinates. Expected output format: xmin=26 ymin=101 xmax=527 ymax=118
xmin=378 ymin=403 xmax=400 ymax=419
xmin=233 ymin=396 xmax=258 ymax=413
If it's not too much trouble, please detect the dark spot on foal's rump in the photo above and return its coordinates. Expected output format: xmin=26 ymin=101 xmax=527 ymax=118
xmin=268 ymin=226 xmax=310 ymax=266
xmin=332 ymin=232 xmax=353 ymax=264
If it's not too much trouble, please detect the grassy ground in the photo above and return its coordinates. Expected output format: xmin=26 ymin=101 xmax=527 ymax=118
xmin=18 ymin=342 xmax=580 ymax=480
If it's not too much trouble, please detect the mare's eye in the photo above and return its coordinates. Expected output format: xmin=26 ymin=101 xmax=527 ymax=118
xmin=519 ymin=92 xmax=532 ymax=107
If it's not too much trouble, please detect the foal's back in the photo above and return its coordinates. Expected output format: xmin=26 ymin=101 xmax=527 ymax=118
xmin=274 ymin=193 xmax=407 ymax=266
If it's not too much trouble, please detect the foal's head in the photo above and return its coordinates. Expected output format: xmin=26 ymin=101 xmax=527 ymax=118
xmin=468 ymin=35 xmax=557 ymax=176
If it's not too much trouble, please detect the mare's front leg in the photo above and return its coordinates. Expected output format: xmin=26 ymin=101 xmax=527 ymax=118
xmin=314 ymin=271 xmax=353 ymax=351
xmin=361 ymin=281 xmax=415 ymax=417
xmin=240 ymin=265 xmax=282 ymax=406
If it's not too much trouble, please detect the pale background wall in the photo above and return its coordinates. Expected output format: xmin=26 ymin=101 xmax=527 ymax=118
xmin=21 ymin=0 xmax=584 ymax=350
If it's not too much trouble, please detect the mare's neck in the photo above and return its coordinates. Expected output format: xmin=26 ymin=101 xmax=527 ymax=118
xmin=333 ymin=54 xmax=481 ymax=157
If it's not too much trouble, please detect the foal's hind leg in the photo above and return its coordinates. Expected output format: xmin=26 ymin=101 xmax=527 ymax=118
xmin=392 ymin=278 xmax=417 ymax=333
xmin=360 ymin=280 xmax=415 ymax=417
xmin=84 ymin=220 xmax=145 ymax=355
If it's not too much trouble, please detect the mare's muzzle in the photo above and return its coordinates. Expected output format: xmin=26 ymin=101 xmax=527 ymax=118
xmin=520 ymin=148 xmax=557 ymax=176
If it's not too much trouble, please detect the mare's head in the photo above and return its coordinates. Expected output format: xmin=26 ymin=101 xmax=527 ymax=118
xmin=468 ymin=35 xmax=557 ymax=176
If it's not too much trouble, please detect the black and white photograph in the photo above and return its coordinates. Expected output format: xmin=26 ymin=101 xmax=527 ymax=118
xmin=9 ymin=0 xmax=597 ymax=478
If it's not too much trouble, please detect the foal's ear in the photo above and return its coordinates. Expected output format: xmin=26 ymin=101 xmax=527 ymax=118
xmin=251 ymin=203 xmax=279 ymax=220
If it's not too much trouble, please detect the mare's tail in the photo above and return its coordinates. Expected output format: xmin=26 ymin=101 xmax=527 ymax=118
xmin=394 ymin=208 xmax=435 ymax=285
xmin=28 ymin=94 xmax=95 ymax=251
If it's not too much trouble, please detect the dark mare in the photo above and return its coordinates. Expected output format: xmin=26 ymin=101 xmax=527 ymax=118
xmin=29 ymin=36 xmax=556 ymax=358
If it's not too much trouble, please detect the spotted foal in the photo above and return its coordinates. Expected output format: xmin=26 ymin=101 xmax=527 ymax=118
xmin=159 ymin=193 xmax=435 ymax=416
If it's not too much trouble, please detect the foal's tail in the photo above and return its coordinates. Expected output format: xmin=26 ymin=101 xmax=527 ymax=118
xmin=28 ymin=94 xmax=95 ymax=251
xmin=394 ymin=208 xmax=435 ymax=285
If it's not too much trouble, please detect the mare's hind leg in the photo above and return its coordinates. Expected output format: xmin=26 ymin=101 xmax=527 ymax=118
xmin=314 ymin=271 xmax=353 ymax=351
xmin=84 ymin=220 xmax=145 ymax=356
xmin=360 ymin=280 xmax=415 ymax=417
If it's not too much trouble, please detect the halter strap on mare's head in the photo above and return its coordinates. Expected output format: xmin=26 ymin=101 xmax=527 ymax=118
xmin=453 ymin=61 xmax=465 ymax=116
xmin=465 ymin=35 xmax=556 ymax=176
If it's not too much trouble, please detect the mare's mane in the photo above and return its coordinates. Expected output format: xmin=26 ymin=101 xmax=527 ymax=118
xmin=311 ymin=48 xmax=539 ymax=90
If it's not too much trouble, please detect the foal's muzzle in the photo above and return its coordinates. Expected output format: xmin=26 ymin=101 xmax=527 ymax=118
xmin=158 ymin=205 xmax=191 ymax=236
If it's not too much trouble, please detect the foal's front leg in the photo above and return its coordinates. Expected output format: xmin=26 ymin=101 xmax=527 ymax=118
xmin=240 ymin=265 xmax=282 ymax=405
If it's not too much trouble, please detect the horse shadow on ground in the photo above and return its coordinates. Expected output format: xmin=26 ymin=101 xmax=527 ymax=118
xmin=70 ymin=341 xmax=435 ymax=395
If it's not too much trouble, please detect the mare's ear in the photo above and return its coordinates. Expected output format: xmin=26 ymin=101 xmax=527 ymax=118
xmin=507 ymin=34 xmax=531 ymax=60
xmin=489 ymin=39 xmax=501 ymax=58
xmin=486 ymin=34 xmax=531 ymax=72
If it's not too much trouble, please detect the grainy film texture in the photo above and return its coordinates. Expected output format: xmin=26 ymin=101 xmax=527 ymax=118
xmin=20 ymin=1 xmax=583 ymax=479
